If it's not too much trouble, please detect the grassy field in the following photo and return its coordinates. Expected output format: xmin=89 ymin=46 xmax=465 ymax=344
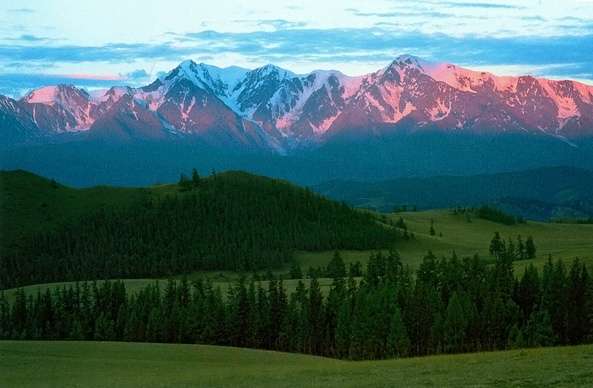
xmin=1 ymin=341 xmax=592 ymax=387
xmin=296 ymin=209 xmax=593 ymax=271
xmin=4 ymin=208 xmax=592 ymax=303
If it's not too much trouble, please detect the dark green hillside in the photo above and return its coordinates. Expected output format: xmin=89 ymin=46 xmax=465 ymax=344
xmin=313 ymin=166 xmax=593 ymax=220
xmin=0 ymin=169 xmax=149 ymax=251
xmin=0 ymin=170 xmax=396 ymax=289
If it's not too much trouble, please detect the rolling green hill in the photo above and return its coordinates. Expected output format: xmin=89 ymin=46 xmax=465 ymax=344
xmin=1 ymin=341 xmax=592 ymax=387
xmin=0 ymin=169 xmax=149 ymax=250
xmin=0 ymin=169 xmax=395 ymax=289
xmin=4 ymin=208 xmax=592 ymax=302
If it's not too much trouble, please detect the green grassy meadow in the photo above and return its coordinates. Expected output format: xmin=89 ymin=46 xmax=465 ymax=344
xmin=1 ymin=341 xmax=592 ymax=387
xmin=296 ymin=209 xmax=593 ymax=271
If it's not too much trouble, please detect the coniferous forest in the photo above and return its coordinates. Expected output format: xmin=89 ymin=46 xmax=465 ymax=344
xmin=2 ymin=250 xmax=592 ymax=360
xmin=0 ymin=171 xmax=395 ymax=289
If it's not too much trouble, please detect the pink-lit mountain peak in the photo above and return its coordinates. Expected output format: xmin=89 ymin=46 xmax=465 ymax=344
xmin=4 ymin=55 xmax=593 ymax=150
xmin=22 ymin=84 xmax=90 ymax=106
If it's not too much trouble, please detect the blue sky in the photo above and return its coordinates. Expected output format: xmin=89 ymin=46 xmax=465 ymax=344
xmin=1 ymin=0 xmax=592 ymax=96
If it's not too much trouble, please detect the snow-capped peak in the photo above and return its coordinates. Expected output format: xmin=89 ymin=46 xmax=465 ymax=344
xmin=23 ymin=86 xmax=61 ymax=104
xmin=390 ymin=55 xmax=433 ymax=71
xmin=248 ymin=64 xmax=295 ymax=81
xmin=7 ymin=57 xmax=593 ymax=148
xmin=23 ymin=84 xmax=89 ymax=106
xmin=90 ymin=86 xmax=133 ymax=103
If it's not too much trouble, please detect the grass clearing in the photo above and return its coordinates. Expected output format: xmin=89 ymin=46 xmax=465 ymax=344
xmin=294 ymin=209 xmax=593 ymax=271
xmin=0 ymin=341 xmax=592 ymax=387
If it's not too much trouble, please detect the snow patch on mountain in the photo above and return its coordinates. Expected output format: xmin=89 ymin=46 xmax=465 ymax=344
xmin=23 ymin=86 xmax=61 ymax=104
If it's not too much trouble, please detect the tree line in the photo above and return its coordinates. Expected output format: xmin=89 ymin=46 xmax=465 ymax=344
xmin=2 ymin=249 xmax=591 ymax=360
xmin=0 ymin=172 xmax=396 ymax=289
xmin=453 ymin=206 xmax=525 ymax=225
xmin=490 ymin=232 xmax=536 ymax=260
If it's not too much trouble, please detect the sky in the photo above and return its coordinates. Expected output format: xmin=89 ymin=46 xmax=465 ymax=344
xmin=1 ymin=0 xmax=592 ymax=97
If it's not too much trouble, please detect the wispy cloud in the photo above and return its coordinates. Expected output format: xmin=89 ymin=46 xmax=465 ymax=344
xmin=8 ymin=34 xmax=50 ymax=42
xmin=256 ymin=19 xmax=307 ymax=29
xmin=123 ymin=69 xmax=150 ymax=81
xmin=441 ymin=2 xmax=522 ymax=9
xmin=6 ymin=8 xmax=35 ymax=14
xmin=2 ymin=27 xmax=591 ymax=82
xmin=0 ymin=72 xmax=129 ymax=98
xmin=347 ymin=9 xmax=453 ymax=18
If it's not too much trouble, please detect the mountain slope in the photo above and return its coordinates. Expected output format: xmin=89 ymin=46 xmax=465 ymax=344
xmin=0 ymin=170 xmax=396 ymax=288
xmin=3 ymin=56 xmax=593 ymax=186
xmin=313 ymin=166 xmax=593 ymax=220
xmin=2 ymin=55 xmax=593 ymax=152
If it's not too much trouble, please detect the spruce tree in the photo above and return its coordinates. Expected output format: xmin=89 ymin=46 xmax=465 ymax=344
xmin=489 ymin=232 xmax=505 ymax=258
xmin=191 ymin=168 xmax=201 ymax=188
xmin=443 ymin=292 xmax=468 ymax=353
xmin=525 ymin=236 xmax=536 ymax=259
xmin=289 ymin=261 xmax=303 ymax=279
xmin=387 ymin=304 xmax=409 ymax=357
xmin=566 ymin=260 xmax=588 ymax=344
xmin=308 ymin=277 xmax=324 ymax=354
xmin=326 ymin=251 xmax=346 ymax=279
xmin=178 ymin=173 xmax=192 ymax=192
xmin=517 ymin=235 xmax=525 ymax=260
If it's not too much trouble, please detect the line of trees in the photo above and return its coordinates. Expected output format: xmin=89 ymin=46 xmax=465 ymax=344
xmin=453 ymin=206 xmax=525 ymax=225
xmin=2 ymin=250 xmax=591 ymax=360
xmin=0 ymin=172 xmax=396 ymax=289
xmin=490 ymin=232 xmax=536 ymax=260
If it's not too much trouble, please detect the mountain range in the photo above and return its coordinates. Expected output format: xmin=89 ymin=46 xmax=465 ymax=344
xmin=2 ymin=55 xmax=593 ymax=186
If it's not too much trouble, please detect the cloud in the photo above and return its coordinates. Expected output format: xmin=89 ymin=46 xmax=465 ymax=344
xmin=231 ymin=19 xmax=307 ymax=30
xmin=441 ymin=2 xmax=522 ymax=9
xmin=0 ymin=73 xmax=129 ymax=98
xmin=347 ymin=9 xmax=453 ymax=18
xmin=6 ymin=8 xmax=35 ymax=14
xmin=13 ymin=34 xmax=48 ymax=42
xmin=256 ymin=19 xmax=307 ymax=29
xmin=123 ymin=69 xmax=150 ymax=81
xmin=0 ymin=26 xmax=592 ymax=84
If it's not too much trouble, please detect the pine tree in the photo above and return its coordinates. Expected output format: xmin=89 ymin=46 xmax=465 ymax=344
xmin=566 ymin=260 xmax=588 ymax=344
xmin=289 ymin=261 xmax=303 ymax=279
xmin=387 ymin=304 xmax=409 ymax=357
xmin=94 ymin=312 xmax=115 ymax=340
xmin=395 ymin=217 xmax=407 ymax=230
xmin=11 ymin=288 xmax=28 ymax=337
xmin=308 ymin=277 xmax=324 ymax=354
xmin=348 ymin=261 xmax=363 ymax=277
xmin=326 ymin=251 xmax=346 ymax=279
xmin=443 ymin=292 xmax=468 ymax=353
xmin=0 ymin=291 xmax=9 ymax=338
xmin=517 ymin=235 xmax=526 ymax=260
xmin=489 ymin=232 xmax=505 ymax=258
xmin=506 ymin=238 xmax=516 ymax=261
xmin=191 ymin=168 xmax=201 ymax=188
xmin=526 ymin=309 xmax=555 ymax=347
xmin=335 ymin=301 xmax=352 ymax=358
xmin=178 ymin=174 xmax=192 ymax=192
xmin=525 ymin=236 xmax=536 ymax=259
xmin=516 ymin=264 xmax=541 ymax=323
xmin=507 ymin=324 xmax=525 ymax=349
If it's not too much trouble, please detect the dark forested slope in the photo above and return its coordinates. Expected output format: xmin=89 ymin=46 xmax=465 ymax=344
xmin=313 ymin=166 xmax=593 ymax=220
xmin=0 ymin=170 xmax=396 ymax=288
